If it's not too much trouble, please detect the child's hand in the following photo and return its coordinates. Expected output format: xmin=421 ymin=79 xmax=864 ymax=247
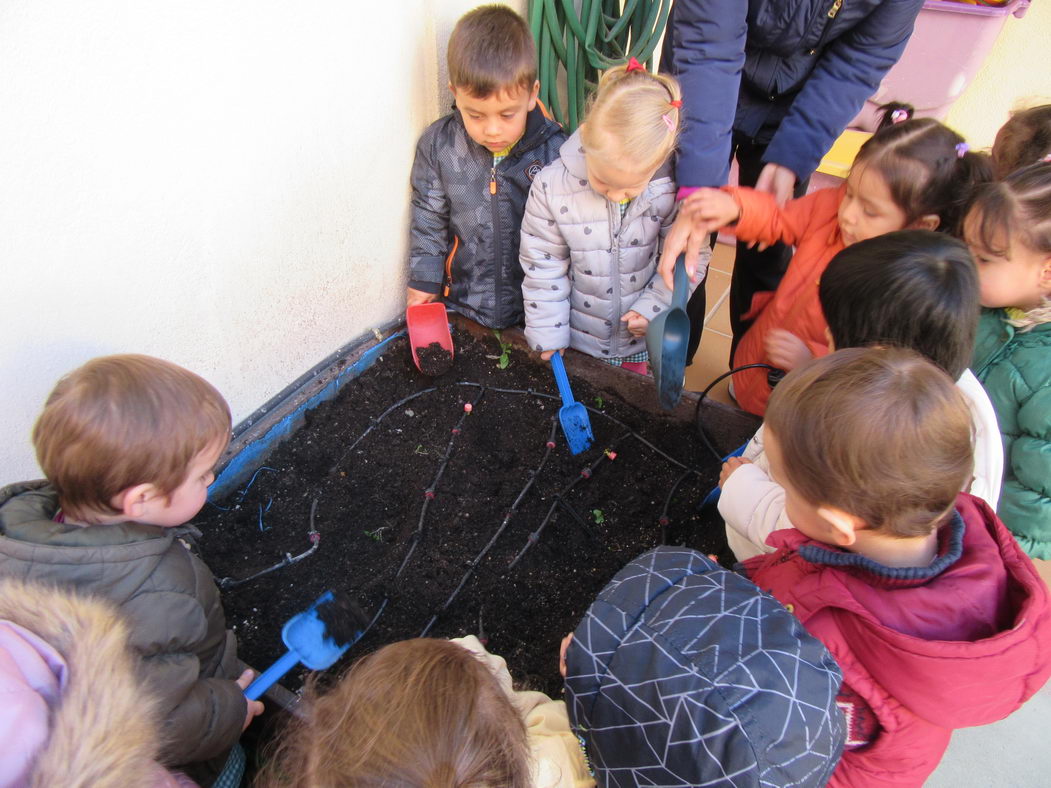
xmin=681 ymin=188 xmax=741 ymax=233
xmin=719 ymin=457 xmax=752 ymax=488
xmin=765 ymin=330 xmax=813 ymax=372
xmin=406 ymin=287 xmax=438 ymax=307
xmin=620 ymin=310 xmax=649 ymax=337
xmin=559 ymin=632 xmax=574 ymax=678
xmin=541 ymin=348 xmax=565 ymax=361
xmin=235 ymin=669 xmax=265 ymax=730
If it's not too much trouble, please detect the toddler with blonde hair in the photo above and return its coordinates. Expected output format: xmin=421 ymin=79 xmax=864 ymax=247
xmin=520 ymin=59 xmax=704 ymax=371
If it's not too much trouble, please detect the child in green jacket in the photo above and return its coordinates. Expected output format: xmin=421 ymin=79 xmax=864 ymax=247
xmin=966 ymin=163 xmax=1051 ymax=563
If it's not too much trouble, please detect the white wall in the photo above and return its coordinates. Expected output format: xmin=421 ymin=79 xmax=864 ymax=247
xmin=0 ymin=1 xmax=521 ymax=481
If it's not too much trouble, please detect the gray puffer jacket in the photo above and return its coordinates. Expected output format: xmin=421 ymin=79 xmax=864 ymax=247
xmin=520 ymin=130 xmax=702 ymax=359
xmin=408 ymin=104 xmax=565 ymax=329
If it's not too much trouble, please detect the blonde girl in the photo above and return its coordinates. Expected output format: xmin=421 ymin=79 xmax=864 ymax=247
xmin=520 ymin=59 xmax=701 ymax=372
xmin=966 ymin=163 xmax=1051 ymax=563
xmin=256 ymin=637 xmax=593 ymax=788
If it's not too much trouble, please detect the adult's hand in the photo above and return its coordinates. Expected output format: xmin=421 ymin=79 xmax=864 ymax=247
xmin=659 ymin=210 xmax=713 ymax=289
xmin=754 ymin=162 xmax=797 ymax=206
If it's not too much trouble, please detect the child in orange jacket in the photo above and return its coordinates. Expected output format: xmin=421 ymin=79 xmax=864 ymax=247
xmin=683 ymin=118 xmax=989 ymax=415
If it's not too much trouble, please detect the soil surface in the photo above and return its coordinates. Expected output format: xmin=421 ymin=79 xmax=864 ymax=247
xmin=414 ymin=341 xmax=453 ymax=376
xmin=196 ymin=328 xmax=747 ymax=698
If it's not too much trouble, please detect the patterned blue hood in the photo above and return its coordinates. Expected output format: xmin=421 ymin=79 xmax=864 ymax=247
xmin=564 ymin=547 xmax=845 ymax=787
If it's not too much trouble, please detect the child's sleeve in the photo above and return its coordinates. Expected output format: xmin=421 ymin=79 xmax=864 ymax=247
xmin=718 ymin=427 xmax=794 ymax=561
xmin=124 ymin=590 xmax=245 ymax=765
xmin=408 ymin=130 xmax=452 ymax=294
xmin=520 ymin=175 xmax=572 ymax=352
xmin=725 ymin=186 xmax=828 ymax=249
xmin=1000 ymin=383 xmax=1051 ymax=559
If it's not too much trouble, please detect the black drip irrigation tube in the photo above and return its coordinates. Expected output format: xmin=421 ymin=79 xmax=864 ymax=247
xmin=217 ymin=377 xmax=716 ymax=651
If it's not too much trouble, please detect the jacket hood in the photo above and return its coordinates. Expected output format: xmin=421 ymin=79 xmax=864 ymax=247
xmin=764 ymin=494 xmax=1051 ymax=729
xmin=564 ymin=547 xmax=844 ymax=787
xmin=0 ymin=577 xmax=175 ymax=787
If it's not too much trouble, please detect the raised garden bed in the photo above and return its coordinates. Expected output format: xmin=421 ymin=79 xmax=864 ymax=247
xmin=196 ymin=322 xmax=758 ymax=698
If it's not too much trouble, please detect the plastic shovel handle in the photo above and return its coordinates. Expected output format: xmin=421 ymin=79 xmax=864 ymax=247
xmin=549 ymin=352 xmax=576 ymax=406
xmin=671 ymin=254 xmax=689 ymax=311
xmin=244 ymin=649 xmax=301 ymax=701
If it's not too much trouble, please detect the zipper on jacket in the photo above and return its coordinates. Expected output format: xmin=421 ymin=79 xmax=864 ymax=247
xmin=608 ymin=200 xmax=622 ymax=359
xmin=827 ymin=0 xmax=843 ymax=18
xmin=443 ymin=236 xmax=460 ymax=298
xmin=490 ymin=165 xmax=502 ymax=325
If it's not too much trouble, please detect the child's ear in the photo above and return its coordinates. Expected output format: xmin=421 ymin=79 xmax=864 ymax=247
xmin=816 ymin=506 xmax=865 ymax=546
xmin=1039 ymin=255 xmax=1051 ymax=292
xmin=911 ymin=214 xmax=941 ymax=232
xmin=113 ymin=483 xmax=160 ymax=520
xmin=527 ymin=79 xmax=540 ymax=111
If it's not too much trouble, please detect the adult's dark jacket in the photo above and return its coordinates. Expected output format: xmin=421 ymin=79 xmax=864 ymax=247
xmin=663 ymin=0 xmax=925 ymax=186
xmin=408 ymin=104 xmax=565 ymax=329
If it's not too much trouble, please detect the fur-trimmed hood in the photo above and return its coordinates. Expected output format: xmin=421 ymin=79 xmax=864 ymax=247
xmin=0 ymin=577 xmax=180 ymax=788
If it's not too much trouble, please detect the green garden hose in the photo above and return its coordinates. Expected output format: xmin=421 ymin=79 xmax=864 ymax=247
xmin=530 ymin=0 xmax=672 ymax=133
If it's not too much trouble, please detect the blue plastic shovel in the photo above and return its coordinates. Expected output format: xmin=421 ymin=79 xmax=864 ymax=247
xmin=646 ymin=254 xmax=692 ymax=410
xmin=244 ymin=591 xmax=364 ymax=700
xmin=550 ymin=352 xmax=594 ymax=455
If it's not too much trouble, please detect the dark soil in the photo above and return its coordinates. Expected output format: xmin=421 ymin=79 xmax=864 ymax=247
xmin=415 ymin=341 xmax=453 ymax=376
xmin=196 ymin=328 xmax=750 ymax=698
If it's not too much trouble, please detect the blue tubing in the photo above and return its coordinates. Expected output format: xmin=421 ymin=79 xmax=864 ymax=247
xmin=550 ymin=352 xmax=576 ymax=405
xmin=244 ymin=650 xmax=301 ymax=700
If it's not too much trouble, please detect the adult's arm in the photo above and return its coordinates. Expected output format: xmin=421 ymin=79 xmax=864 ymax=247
xmin=667 ymin=0 xmax=748 ymax=189
xmin=764 ymin=0 xmax=924 ymax=180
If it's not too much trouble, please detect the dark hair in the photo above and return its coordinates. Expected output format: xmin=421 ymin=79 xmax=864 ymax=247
xmin=853 ymin=118 xmax=992 ymax=234
xmin=992 ymin=104 xmax=1051 ymax=179
xmin=968 ymin=162 xmax=1051 ymax=258
xmin=447 ymin=5 xmax=536 ymax=97
xmin=819 ymin=230 xmax=979 ymax=378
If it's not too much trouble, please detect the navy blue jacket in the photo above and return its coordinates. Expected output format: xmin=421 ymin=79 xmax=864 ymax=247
xmin=663 ymin=0 xmax=924 ymax=186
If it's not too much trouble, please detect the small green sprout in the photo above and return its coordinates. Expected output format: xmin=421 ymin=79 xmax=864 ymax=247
xmin=491 ymin=330 xmax=513 ymax=369
xmin=364 ymin=527 xmax=387 ymax=542
xmin=594 ymin=394 xmax=605 ymax=409
xmin=591 ymin=509 xmax=606 ymax=524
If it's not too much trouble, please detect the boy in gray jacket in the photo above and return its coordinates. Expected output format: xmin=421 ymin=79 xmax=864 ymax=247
xmin=0 ymin=354 xmax=260 ymax=786
xmin=406 ymin=4 xmax=564 ymax=329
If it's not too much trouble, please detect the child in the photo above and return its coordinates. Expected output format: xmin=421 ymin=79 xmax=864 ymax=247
xmin=965 ymin=163 xmax=1051 ymax=562
xmin=0 ymin=355 xmax=261 ymax=786
xmin=257 ymin=636 xmax=594 ymax=788
xmin=407 ymin=4 xmax=565 ymax=329
xmin=519 ymin=60 xmax=703 ymax=370
xmin=720 ymin=231 xmax=1003 ymax=561
xmin=0 ymin=577 xmax=195 ymax=788
xmin=991 ymin=104 xmax=1051 ymax=179
xmin=740 ymin=347 xmax=1051 ymax=786
xmin=560 ymin=547 xmax=845 ymax=787
xmin=681 ymin=117 xmax=989 ymax=415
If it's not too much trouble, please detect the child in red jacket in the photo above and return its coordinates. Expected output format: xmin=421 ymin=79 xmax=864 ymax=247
xmin=680 ymin=118 xmax=989 ymax=415
xmin=741 ymin=347 xmax=1051 ymax=787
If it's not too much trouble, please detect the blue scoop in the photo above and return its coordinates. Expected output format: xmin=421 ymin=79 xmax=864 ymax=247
xmin=646 ymin=255 xmax=692 ymax=410
xmin=244 ymin=591 xmax=363 ymax=700
xmin=550 ymin=352 xmax=594 ymax=455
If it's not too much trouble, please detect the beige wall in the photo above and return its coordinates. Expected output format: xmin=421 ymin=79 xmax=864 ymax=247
xmin=946 ymin=1 xmax=1051 ymax=149
xmin=0 ymin=1 xmax=519 ymax=481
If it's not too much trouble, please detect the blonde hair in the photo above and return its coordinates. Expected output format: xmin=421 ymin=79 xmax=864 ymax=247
xmin=447 ymin=5 xmax=536 ymax=98
xmin=32 ymin=354 xmax=231 ymax=521
xmin=580 ymin=63 xmax=682 ymax=173
xmin=765 ymin=347 xmax=973 ymax=538
xmin=256 ymin=639 xmax=532 ymax=788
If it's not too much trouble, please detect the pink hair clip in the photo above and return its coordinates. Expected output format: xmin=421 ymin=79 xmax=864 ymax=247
xmin=625 ymin=57 xmax=645 ymax=73
xmin=891 ymin=108 xmax=909 ymax=124
xmin=1042 ymin=153 xmax=1051 ymax=163
xmin=662 ymin=112 xmax=676 ymax=131
xmin=955 ymin=142 xmax=969 ymax=158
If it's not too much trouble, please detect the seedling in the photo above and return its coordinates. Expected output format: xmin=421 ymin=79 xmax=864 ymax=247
xmin=591 ymin=509 xmax=605 ymax=524
xmin=414 ymin=444 xmax=429 ymax=456
xmin=364 ymin=527 xmax=387 ymax=542
xmin=489 ymin=330 xmax=513 ymax=369
xmin=594 ymin=394 xmax=605 ymax=409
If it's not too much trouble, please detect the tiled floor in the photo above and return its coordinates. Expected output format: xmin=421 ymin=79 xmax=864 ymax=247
xmin=684 ymin=242 xmax=738 ymax=406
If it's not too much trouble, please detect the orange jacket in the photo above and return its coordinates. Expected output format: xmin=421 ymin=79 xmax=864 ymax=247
xmin=726 ymin=185 xmax=845 ymax=415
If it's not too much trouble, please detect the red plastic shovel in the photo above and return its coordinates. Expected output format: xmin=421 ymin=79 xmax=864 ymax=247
xmin=406 ymin=302 xmax=454 ymax=375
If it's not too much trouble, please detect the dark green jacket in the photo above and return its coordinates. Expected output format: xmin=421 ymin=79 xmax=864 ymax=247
xmin=0 ymin=481 xmax=244 ymax=772
xmin=971 ymin=310 xmax=1051 ymax=559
